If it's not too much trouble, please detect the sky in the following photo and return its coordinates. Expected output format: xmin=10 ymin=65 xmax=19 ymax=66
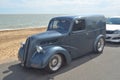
xmin=0 ymin=0 xmax=120 ymax=16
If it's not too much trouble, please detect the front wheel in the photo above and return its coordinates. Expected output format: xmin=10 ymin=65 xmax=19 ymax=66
xmin=45 ymin=54 xmax=63 ymax=73
xmin=94 ymin=37 xmax=105 ymax=53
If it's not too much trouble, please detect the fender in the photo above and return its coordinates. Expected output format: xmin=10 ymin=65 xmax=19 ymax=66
xmin=94 ymin=34 xmax=105 ymax=52
xmin=30 ymin=45 xmax=72 ymax=68
xmin=41 ymin=46 xmax=72 ymax=68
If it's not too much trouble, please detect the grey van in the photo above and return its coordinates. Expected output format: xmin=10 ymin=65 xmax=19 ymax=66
xmin=18 ymin=15 xmax=106 ymax=73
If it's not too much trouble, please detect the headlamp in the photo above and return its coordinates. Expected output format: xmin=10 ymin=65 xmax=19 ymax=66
xmin=20 ymin=42 xmax=25 ymax=47
xmin=36 ymin=46 xmax=43 ymax=53
xmin=114 ymin=30 xmax=120 ymax=34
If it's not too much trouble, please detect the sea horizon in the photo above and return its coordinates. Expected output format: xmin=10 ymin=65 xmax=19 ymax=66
xmin=0 ymin=14 xmax=64 ymax=30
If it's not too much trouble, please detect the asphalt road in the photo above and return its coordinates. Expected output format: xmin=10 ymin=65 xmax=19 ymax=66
xmin=0 ymin=42 xmax=120 ymax=80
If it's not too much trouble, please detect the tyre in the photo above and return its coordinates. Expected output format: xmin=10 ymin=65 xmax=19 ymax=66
xmin=45 ymin=54 xmax=63 ymax=73
xmin=94 ymin=37 xmax=105 ymax=53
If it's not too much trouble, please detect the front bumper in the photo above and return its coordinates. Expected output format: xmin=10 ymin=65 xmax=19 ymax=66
xmin=106 ymin=34 xmax=120 ymax=42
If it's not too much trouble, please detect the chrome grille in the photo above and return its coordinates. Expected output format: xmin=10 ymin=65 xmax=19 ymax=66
xmin=23 ymin=37 xmax=30 ymax=64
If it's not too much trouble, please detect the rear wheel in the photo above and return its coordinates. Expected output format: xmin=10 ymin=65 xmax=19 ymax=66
xmin=95 ymin=37 xmax=105 ymax=53
xmin=45 ymin=54 xmax=63 ymax=73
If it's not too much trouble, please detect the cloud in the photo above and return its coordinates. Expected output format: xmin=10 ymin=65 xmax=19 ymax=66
xmin=0 ymin=0 xmax=120 ymax=16
xmin=0 ymin=0 xmax=108 ymax=8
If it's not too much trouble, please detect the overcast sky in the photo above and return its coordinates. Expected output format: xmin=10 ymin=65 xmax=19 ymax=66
xmin=0 ymin=0 xmax=120 ymax=16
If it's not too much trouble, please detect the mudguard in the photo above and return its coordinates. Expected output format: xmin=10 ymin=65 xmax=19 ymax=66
xmin=94 ymin=34 xmax=105 ymax=52
xmin=30 ymin=46 xmax=72 ymax=68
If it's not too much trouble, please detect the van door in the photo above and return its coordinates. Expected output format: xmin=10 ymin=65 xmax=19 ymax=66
xmin=69 ymin=19 xmax=90 ymax=58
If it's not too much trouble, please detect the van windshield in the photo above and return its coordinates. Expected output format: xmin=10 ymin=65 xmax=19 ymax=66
xmin=107 ymin=18 xmax=120 ymax=25
xmin=48 ymin=19 xmax=71 ymax=33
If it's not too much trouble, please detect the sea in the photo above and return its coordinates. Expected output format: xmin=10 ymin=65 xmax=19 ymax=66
xmin=0 ymin=14 xmax=63 ymax=30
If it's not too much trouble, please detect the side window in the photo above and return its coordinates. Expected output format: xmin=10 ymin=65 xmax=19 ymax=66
xmin=72 ymin=19 xmax=85 ymax=31
xmin=49 ymin=20 xmax=59 ymax=29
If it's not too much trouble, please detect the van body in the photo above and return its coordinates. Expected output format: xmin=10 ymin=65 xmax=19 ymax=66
xmin=18 ymin=15 xmax=106 ymax=73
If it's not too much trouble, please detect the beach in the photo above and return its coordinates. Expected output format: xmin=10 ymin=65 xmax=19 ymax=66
xmin=0 ymin=27 xmax=46 ymax=64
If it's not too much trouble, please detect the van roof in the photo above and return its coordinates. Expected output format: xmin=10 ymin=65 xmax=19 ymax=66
xmin=53 ymin=15 xmax=105 ymax=19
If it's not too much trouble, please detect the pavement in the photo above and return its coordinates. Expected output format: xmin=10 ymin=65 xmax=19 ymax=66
xmin=0 ymin=42 xmax=120 ymax=80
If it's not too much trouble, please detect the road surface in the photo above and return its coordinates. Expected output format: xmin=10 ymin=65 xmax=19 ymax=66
xmin=0 ymin=42 xmax=120 ymax=80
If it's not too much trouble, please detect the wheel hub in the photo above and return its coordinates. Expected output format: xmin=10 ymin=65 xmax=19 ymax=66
xmin=49 ymin=54 xmax=62 ymax=71
xmin=51 ymin=58 xmax=58 ymax=67
xmin=97 ymin=38 xmax=104 ymax=52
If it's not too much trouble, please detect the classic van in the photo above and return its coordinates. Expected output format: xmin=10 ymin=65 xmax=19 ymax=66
xmin=18 ymin=15 xmax=106 ymax=73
